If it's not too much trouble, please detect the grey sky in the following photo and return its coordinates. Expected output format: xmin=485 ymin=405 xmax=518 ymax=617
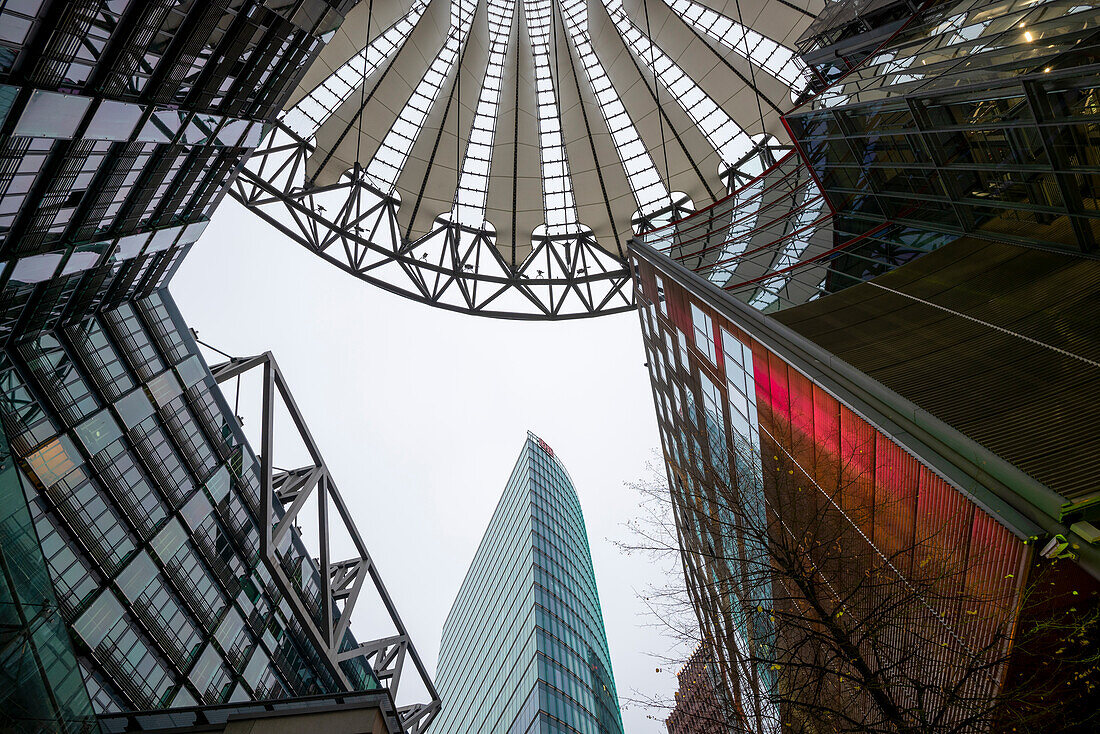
xmin=172 ymin=199 xmax=683 ymax=732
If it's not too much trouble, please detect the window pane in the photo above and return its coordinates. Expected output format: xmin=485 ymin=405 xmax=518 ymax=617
xmin=13 ymin=90 xmax=91 ymax=139
xmin=84 ymin=100 xmax=143 ymax=141
xmin=74 ymin=410 xmax=123 ymax=455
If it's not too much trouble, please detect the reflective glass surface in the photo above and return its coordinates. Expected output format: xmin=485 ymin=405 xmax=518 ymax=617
xmin=0 ymin=289 xmax=383 ymax=713
xmin=83 ymin=100 xmax=143 ymax=142
xmin=12 ymin=90 xmax=91 ymax=139
xmin=436 ymin=434 xmax=625 ymax=734
xmin=0 ymin=421 xmax=98 ymax=733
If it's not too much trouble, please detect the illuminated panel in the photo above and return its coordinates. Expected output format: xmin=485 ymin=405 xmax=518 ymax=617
xmin=452 ymin=0 xmax=514 ymax=226
xmin=663 ymin=0 xmax=807 ymax=94
xmin=25 ymin=435 xmax=81 ymax=487
xmin=524 ymin=0 xmax=582 ymax=233
xmin=558 ymin=0 xmax=670 ymax=214
xmin=632 ymin=256 xmax=1030 ymax=683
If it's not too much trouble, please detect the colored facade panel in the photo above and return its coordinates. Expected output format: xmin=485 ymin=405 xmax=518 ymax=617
xmin=436 ymin=433 xmax=624 ymax=734
xmin=631 ymin=251 xmax=1043 ymax=729
xmin=771 ymin=237 xmax=1100 ymax=509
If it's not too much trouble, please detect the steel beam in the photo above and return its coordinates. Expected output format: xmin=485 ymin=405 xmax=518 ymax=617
xmin=204 ymin=349 xmax=441 ymax=731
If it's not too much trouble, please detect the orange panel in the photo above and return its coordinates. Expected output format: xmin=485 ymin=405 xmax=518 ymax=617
xmin=785 ymin=367 xmax=817 ymax=473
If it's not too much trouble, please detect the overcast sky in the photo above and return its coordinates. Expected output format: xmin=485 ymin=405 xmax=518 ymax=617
xmin=172 ymin=199 xmax=684 ymax=732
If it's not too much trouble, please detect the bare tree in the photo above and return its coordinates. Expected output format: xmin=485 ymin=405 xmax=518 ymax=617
xmin=621 ymin=415 xmax=1100 ymax=734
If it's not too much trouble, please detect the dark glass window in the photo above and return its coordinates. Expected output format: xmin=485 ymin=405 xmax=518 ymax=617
xmin=65 ymin=318 xmax=136 ymax=401
xmin=89 ymin=447 xmax=165 ymax=539
xmin=72 ymin=589 xmax=176 ymax=709
xmin=18 ymin=334 xmax=99 ymax=425
xmin=116 ymin=551 xmax=202 ymax=668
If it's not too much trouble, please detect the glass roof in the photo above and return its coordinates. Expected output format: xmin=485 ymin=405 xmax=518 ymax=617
xmin=235 ymin=0 xmax=824 ymax=318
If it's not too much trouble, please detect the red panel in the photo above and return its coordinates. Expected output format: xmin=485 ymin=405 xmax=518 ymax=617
xmin=914 ymin=470 xmax=975 ymax=628
xmin=874 ymin=435 xmax=920 ymax=575
xmin=635 ymin=260 xmax=653 ymax=302
xmin=786 ymin=367 xmax=817 ymax=474
xmin=762 ymin=351 xmax=791 ymax=446
xmin=640 ymin=259 xmax=1038 ymax=709
xmin=812 ymin=384 xmax=841 ymax=497
xmin=670 ymin=280 xmax=692 ymax=334
xmin=961 ymin=511 xmax=1026 ymax=668
xmin=838 ymin=406 xmax=877 ymax=537
xmin=749 ymin=339 xmax=771 ymax=408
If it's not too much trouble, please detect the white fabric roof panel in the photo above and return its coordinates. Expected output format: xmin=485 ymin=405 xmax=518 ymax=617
xmin=281 ymin=0 xmax=824 ymax=277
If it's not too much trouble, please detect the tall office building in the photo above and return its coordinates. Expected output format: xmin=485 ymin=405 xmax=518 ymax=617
xmin=435 ymin=433 xmax=625 ymax=734
xmin=629 ymin=0 xmax=1100 ymax=730
xmin=0 ymin=2 xmax=438 ymax=732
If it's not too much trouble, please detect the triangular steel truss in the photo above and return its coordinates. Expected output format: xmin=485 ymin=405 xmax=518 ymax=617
xmin=210 ymin=352 xmax=440 ymax=733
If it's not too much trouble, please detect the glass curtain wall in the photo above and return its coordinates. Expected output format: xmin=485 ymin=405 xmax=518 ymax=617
xmin=436 ymin=433 xmax=625 ymax=734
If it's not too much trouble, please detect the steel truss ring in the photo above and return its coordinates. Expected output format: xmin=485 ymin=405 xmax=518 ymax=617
xmin=232 ymin=123 xmax=634 ymax=320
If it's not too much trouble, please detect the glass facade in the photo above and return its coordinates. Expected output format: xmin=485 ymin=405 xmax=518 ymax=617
xmin=0 ymin=0 xmax=350 ymax=340
xmin=0 ymin=289 xmax=381 ymax=718
xmin=787 ymin=0 xmax=1100 ymax=255
xmin=0 ymin=4 xmax=442 ymax=731
xmin=435 ymin=433 xmax=625 ymax=734
xmin=639 ymin=0 xmax=1100 ymax=313
xmin=0 ymin=417 xmax=98 ymax=734
xmin=630 ymin=243 xmax=1100 ymax=729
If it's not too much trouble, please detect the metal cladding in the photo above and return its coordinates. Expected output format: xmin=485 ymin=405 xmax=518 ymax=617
xmin=772 ymin=238 xmax=1100 ymax=519
xmin=234 ymin=0 xmax=824 ymax=318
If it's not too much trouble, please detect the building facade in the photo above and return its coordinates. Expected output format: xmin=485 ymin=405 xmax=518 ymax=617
xmin=630 ymin=0 xmax=1100 ymax=730
xmin=665 ymin=644 xmax=726 ymax=734
xmin=435 ymin=433 xmax=625 ymax=734
xmin=0 ymin=288 xmax=438 ymax=732
xmin=0 ymin=2 xmax=440 ymax=732
xmin=0 ymin=0 xmax=352 ymax=341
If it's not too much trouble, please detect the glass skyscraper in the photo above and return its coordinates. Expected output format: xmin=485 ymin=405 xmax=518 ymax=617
xmin=435 ymin=433 xmax=624 ymax=734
